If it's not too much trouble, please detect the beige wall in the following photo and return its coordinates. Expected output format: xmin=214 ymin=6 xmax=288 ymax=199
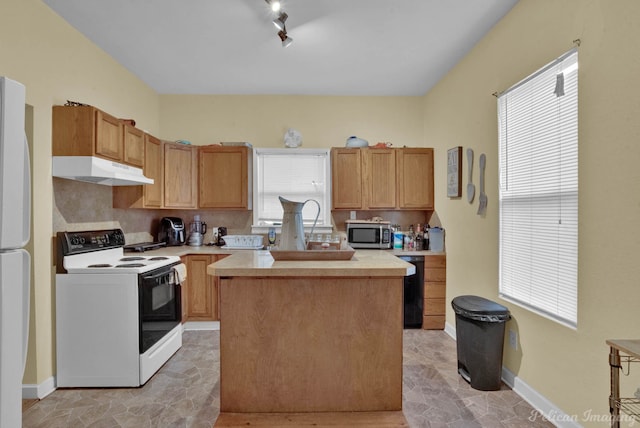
xmin=1 ymin=0 xmax=159 ymax=386
xmin=425 ymin=0 xmax=640 ymax=424
xmin=159 ymin=95 xmax=424 ymax=149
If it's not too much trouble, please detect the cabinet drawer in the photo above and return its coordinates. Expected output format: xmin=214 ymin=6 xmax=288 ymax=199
xmin=424 ymin=282 xmax=446 ymax=299
xmin=424 ymin=256 xmax=446 ymax=268
xmin=423 ymin=315 xmax=445 ymax=330
xmin=424 ymin=298 xmax=445 ymax=316
xmin=425 ymin=267 xmax=446 ymax=282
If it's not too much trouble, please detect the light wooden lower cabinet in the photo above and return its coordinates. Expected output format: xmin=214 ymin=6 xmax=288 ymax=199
xmin=423 ymin=255 xmax=446 ymax=329
xmin=181 ymin=256 xmax=190 ymax=323
xmin=183 ymin=254 xmax=228 ymax=321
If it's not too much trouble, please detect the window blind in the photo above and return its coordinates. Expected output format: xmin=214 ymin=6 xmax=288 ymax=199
xmin=253 ymin=148 xmax=331 ymax=227
xmin=498 ymin=49 xmax=578 ymax=328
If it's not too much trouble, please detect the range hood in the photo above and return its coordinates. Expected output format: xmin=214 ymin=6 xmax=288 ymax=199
xmin=52 ymin=156 xmax=154 ymax=186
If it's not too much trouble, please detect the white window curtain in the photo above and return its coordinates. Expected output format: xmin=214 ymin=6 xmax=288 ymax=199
xmin=498 ymin=49 xmax=578 ymax=328
xmin=252 ymin=148 xmax=331 ymax=232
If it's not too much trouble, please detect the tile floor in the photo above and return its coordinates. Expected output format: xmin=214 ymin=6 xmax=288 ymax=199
xmin=22 ymin=329 xmax=552 ymax=427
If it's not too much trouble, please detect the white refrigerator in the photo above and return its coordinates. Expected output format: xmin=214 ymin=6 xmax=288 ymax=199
xmin=0 ymin=76 xmax=31 ymax=428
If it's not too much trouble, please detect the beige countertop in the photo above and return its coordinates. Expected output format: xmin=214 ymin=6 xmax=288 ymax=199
xmin=133 ymin=245 xmax=444 ymax=259
xmin=206 ymin=249 xmax=417 ymax=277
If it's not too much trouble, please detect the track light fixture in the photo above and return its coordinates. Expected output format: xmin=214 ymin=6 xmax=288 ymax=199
xmin=278 ymin=30 xmax=293 ymax=48
xmin=264 ymin=1 xmax=292 ymax=47
xmin=272 ymin=12 xmax=288 ymax=31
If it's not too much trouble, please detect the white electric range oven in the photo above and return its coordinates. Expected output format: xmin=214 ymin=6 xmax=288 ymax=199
xmin=55 ymin=229 xmax=184 ymax=387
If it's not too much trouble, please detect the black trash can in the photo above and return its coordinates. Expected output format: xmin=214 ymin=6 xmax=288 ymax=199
xmin=452 ymin=295 xmax=511 ymax=391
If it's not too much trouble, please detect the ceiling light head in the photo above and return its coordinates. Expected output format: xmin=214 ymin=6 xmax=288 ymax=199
xmin=278 ymin=30 xmax=293 ymax=48
xmin=272 ymin=12 xmax=288 ymax=30
xmin=265 ymin=0 xmax=281 ymax=12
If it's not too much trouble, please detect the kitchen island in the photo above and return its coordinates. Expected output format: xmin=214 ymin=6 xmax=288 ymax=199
xmin=207 ymin=250 xmax=414 ymax=425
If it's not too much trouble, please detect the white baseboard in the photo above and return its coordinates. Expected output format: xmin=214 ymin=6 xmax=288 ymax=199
xmin=183 ymin=321 xmax=219 ymax=331
xmin=22 ymin=376 xmax=55 ymax=400
xmin=444 ymin=321 xmax=456 ymax=339
xmin=445 ymin=321 xmax=577 ymax=428
xmin=501 ymin=367 xmax=581 ymax=428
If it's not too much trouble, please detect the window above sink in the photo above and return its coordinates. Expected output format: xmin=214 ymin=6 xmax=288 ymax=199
xmin=251 ymin=148 xmax=332 ymax=234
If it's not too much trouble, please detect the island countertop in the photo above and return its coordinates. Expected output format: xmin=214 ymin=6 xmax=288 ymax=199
xmin=207 ymin=249 xmax=415 ymax=277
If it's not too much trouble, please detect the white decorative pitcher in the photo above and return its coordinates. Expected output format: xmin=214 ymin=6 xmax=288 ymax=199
xmin=278 ymin=196 xmax=320 ymax=251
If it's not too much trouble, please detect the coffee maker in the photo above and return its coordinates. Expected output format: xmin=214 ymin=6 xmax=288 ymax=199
xmin=158 ymin=217 xmax=186 ymax=246
xmin=216 ymin=227 xmax=227 ymax=246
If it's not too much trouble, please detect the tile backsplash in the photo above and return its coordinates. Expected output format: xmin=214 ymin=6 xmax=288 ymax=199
xmin=53 ymin=178 xmax=437 ymax=245
xmin=53 ymin=178 xmax=252 ymax=245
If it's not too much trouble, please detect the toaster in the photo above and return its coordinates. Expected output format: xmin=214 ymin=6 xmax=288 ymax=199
xmin=158 ymin=217 xmax=186 ymax=246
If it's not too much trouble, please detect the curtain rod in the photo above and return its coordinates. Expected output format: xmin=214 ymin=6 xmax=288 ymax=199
xmin=492 ymin=39 xmax=581 ymax=98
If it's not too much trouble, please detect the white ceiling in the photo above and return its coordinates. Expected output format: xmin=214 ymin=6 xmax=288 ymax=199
xmin=42 ymin=0 xmax=519 ymax=96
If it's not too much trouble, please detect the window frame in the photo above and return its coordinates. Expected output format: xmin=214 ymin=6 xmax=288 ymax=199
xmin=251 ymin=148 xmax=332 ymax=235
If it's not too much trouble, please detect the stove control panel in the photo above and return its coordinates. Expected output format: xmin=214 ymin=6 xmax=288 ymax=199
xmin=58 ymin=229 xmax=125 ymax=256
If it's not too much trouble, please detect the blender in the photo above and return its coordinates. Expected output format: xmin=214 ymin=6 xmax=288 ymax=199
xmin=188 ymin=215 xmax=207 ymax=246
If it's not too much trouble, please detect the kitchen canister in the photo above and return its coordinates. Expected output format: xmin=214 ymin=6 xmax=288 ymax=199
xmin=428 ymin=227 xmax=444 ymax=252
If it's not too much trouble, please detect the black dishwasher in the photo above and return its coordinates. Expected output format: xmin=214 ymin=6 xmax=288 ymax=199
xmin=399 ymin=255 xmax=424 ymax=328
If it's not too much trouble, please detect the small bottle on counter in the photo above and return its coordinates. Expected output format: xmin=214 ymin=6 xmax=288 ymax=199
xmin=407 ymin=224 xmax=416 ymax=251
xmin=423 ymin=224 xmax=430 ymax=250
xmin=415 ymin=223 xmax=423 ymax=251
xmin=268 ymin=227 xmax=276 ymax=247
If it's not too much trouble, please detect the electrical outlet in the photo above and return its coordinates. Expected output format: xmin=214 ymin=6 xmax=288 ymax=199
xmin=350 ymin=211 xmax=356 ymax=220
xmin=509 ymin=329 xmax=518 ymax=350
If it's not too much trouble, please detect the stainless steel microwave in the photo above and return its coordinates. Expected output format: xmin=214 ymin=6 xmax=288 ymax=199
xmin=346 ymin=221 xmax=392 ymax=249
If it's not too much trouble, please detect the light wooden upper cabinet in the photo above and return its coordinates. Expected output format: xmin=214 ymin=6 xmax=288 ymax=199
xmin=164 ymin=142 xmax=198 ymax=209
xmin=115 ymin=142 xmax=251 ymax=210
xmin=122 ymin=124 xmax=144 ymax=167
xmin=331 ymin=148 xmax=363 ymax=209
xmin=396 ymin=148 xmax=434 ymax=210
xmin=199 ymin=146 xmax=252 ymax=210
xmin=53 ymin=105 xmax=146 ymax=168
xmin=331 ymin=147 xmax=434 ymax=210
xmin=112 ymin=133 xmax=164 ymax=209
xmin=94 ymin=110 xmax=123 ymax=161
xmin=142 ymin=134 xmax=164 ymax=207
xmin=363 ymin=148 xmax=396 ymax=209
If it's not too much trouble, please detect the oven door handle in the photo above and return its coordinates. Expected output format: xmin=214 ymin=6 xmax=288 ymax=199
xmin=141 ymin=270 xmax=172 ymax=282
